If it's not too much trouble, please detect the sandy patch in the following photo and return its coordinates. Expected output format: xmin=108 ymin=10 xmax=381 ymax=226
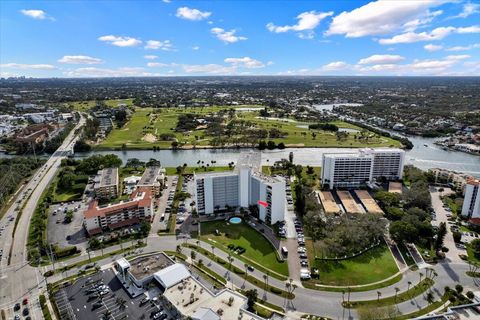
xmin=142 ymin=133 xmax=157 ymax=143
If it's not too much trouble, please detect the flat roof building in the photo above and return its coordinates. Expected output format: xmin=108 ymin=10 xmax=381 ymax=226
xmin=462 ymin=177 xmax=480 ymax=222
xmin=195 ymin=152 xmax=286 ymax=224
xmin=94 ymin=167 xmax=119 ymax=200
xmin=137 ymin=166 xmax=166 ymax=196
xmin=321 ymin=148 xmax=405 ymax=189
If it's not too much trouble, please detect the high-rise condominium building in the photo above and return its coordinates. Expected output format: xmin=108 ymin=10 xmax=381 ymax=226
xmin=321 ymin=148 xmax=405 ymax=189
xmin=461 ymin=178 xmax=480 ymax=220
xmin=194 ymin=152 xmax=286 ymax=224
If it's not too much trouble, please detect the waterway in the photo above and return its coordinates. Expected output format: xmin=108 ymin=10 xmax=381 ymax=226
xmin=71 ymin=132 xmax=479 ymax=177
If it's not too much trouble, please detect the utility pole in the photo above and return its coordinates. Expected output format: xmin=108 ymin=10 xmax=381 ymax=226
xmin=48 ymin=243 xmax=56 ymax=273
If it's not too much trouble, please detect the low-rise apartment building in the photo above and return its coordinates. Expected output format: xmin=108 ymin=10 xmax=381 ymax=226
xmin=137 ymin=166 xmax=165 ymax=196
xmin=321 ymin=148 xmax=405 ymax=189
xmin=94 ymin=167 xmax=119 ymax=200
xmin=83 ymin=187 xmax=153 ymax=235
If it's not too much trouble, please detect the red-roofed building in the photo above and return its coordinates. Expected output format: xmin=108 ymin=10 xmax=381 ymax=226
xmin=83 ymin=187 xmax=154 ymax=235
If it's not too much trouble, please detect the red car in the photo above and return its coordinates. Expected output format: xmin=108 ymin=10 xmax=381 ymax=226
xmin=22 ymin=298 xmax=28 ymax=305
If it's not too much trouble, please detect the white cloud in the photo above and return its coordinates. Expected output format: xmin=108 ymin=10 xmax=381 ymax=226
xmin=144 ymin=40 xmax=174 ymax=51
xmin=266 ymin=11 xmax=333 ymax=38
xmin=20 ymin=9 xmax=54 ymax=20
xmin=192 ymin=46 xmax=200 ymax=50
xmin=0 ymin=63 xmax=56 ymax=70
xmin=451 ymin=2 xmax=480 ymax=18
xmin=98 ymin=35 xmax=142 ymax=47
xmin=162 ymin=0 xmax=171 ymax=3
xmin=147 ymin=62 xmax=169 ymax=67
xmin=58 ymin=55 xmax=103 ymax=64
xmin=445 ymin=54 xmax=471 ymax=60
xmin=321 ymin=61 xmax=349 ymax=71
xmin=181 ymin=64 xmax=236 ymax=74
xmin=176 ymin=7 xmax=211 ymax=21
xmin=144 ymin=55 xmax=158 ymax=60
xmin=424 ymin=43 xmax=443 ymax=51
xmin=210 ymin=28 xmax=247 ymax=43
xmin=358 ymin=54 xmax=405 ymax=65
xmin=326 ymin=0 xmax=446 ymax=38
xmin=224 ymin=57 xmax=265 ymax=69
xmin=446 ymin=43 xmax=480 ymax=51
xmin=65 ymin=67 xmax=161 ymax=77
xmin=378 ymin=25 xmax=480 ymax=44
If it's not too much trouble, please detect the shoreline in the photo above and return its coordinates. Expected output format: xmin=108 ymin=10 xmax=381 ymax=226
xmin=92 ymin=143 xmax=407 ymax=152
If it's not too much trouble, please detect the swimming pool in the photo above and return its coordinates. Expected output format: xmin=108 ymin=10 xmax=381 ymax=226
xmin=229 ymin=217 xmax=242 ymax=224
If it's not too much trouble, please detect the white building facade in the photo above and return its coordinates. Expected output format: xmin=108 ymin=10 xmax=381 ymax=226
xmin=195 ymin=165 xmax=286 ymax=224
xmin=461 ymin=178 xmax=480 ymax=219
xmin=321 ymin=148 xmax=405 ymax=189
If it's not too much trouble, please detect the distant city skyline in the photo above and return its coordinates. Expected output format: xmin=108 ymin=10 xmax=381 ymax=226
xmin=1 ymin=0 xmax=480 ymax=77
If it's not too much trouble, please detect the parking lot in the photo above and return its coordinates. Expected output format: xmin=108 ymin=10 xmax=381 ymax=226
xmin=55 ymin=269 xmax=172 ymax=320
xmin=47 ymin=200 xmax=89 ymax=250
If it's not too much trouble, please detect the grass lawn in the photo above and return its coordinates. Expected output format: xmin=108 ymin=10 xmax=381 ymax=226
xmin=97 ymin=106 xmax=402 ymax=150
xmin=200 ymin=220 xmax=289 ymax=276
xmin=164 ymin=166 xmax=233 ymax=175
xmin=307 ymin=240 xmax=399 ymax=286
xmin=64 ymin=99 xmax=134 ymax=111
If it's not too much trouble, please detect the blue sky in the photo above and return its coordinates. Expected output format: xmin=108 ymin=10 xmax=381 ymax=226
xmin=1 ymin=0 xmax=479 ymax=77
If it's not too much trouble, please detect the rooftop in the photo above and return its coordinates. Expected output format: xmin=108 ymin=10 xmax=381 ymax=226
xmin=138 ymin=166 xmax=164 ymax=186
xmin=97 ymin=167 xmax=118 ymax=188
xmin=153 ymin=263 xmax=191 ymax=289
xmin=129 ymin=253 xmax=173 ymax=281
xmin=163 ymin=277 xmax=250 ymax=320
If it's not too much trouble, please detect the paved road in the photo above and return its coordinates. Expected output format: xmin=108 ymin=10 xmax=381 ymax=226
xmin=0 ymin=115 xmax=85 ymax=318
xmin=2 ymin=149 xmax=480 ymax=320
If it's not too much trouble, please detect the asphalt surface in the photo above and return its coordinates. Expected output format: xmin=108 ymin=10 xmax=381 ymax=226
xmin=2 ymin=128 xmax=480 ymax=320
xmin=0 ymin=115 xmax=85 ymax=318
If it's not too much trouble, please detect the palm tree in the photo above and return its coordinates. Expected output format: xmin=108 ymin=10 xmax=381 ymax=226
xmin=431 ymin=271 xmax=438 ymax=281
xmin=176 ymin=245 xmax=182 ymax=254
xmin=394 ymin=287 xmax=400 ymax=302
xmin=263 ymin=274 xmax=268 ymax=295
xmin=196 ymin=240 xmax=200 ymax=248
xmin=426 ymin=292 xmax=434 ymax=304
xmin=211 ymin=245 xmax=215 ymax=256
xmin=407 ymin=281 xmax=412 ymax=292
xmin=244 ymin=263 xmax=249 ymax=281
xmin=419 ymin=272 xmax=424 ymax=284
xmin=377 ymin=291 xmax=382 ymax=302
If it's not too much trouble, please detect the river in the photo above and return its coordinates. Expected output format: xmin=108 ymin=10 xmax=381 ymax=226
xmin=71 ymin=133 xmax=479 ymax=177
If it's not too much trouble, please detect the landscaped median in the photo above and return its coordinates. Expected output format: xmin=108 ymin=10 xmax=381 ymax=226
xmin=302 ymin=273 xmax=403 ymax=293
xmin=342 ymin=278 xmax=434 ymax=308
xmin=182 ymin=243 xmax=294 ymax=299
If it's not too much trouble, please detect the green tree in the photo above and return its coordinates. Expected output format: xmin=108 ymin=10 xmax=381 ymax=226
xmin=434 ymin=222 xmax=447 ymax=250
xmin=245 ymin=289 xmax=258 ymax=310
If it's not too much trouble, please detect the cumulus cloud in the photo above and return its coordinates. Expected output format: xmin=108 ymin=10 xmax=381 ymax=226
xmin=210 ymin=28 xmax=247 ymax=43
xmin=147 ymin=62 xmax=169 ymax=67
xmin=321 ymin=61 xmax=349 ymax=71
xmin=20 ymin=9 xmax=54 ymax=20
xmin=58 ymin=55 xmax=103 ymax=64
xmin=378 ymin=25 xmax=480 ymax=44
xmin=144 ymin=55 xmax=158 ymax=60
xmin=358 ymin=54 xmax=405 ymax=65
xmin=98 ymin=35 xmax=142 ymax=47
xmin=266 ymin=11 xmax=333 ymax=38
xmin=181 ymin=64 xmax=236 ymax=74
xmin=144 ymin=40 xmax=174 ymax=51
xmin=446 ymin=43 xmax=480 ymax=51
xmin=192 ymin=46 xmax=200 ymax=50
xmin=176 ymin=7 xmax=211 ymax=21
xmin=0 ymin=63 xmax=56 ymax=70
xmin=424 ymin=44 xmax=443 ymax=52
xmin=326 ymin=0 xmax=445 ymax=37
xmin=224 ymin=57 xmax=265 ymax=69
xmin=451 ymin=2 xmax=480 ymax=19
xmin=65 ymin=67 xmax=161 ymax=77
